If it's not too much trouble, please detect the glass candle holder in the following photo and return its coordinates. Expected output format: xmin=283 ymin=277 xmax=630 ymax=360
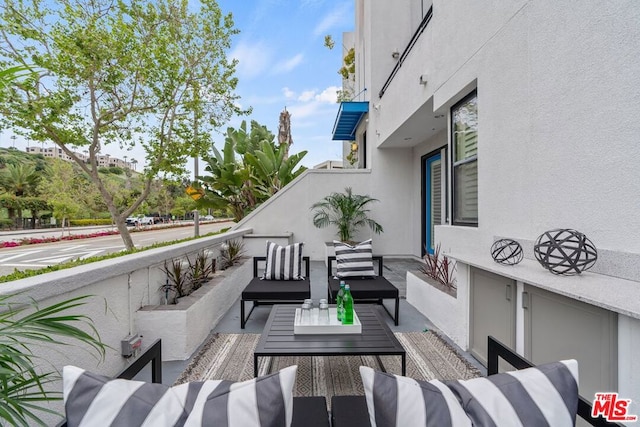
xmin=301 ymin=303 xmax=311 ymax=324
xmin=318 ymin=303 xmax=330 ymax=325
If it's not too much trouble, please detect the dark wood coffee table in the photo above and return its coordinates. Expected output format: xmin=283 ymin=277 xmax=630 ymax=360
xmin=253 ymin=304 xmax=406 ymax=377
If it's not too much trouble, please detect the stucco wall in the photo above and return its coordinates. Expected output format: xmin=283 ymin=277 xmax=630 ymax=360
xmin=366 ymin=0 xmax=640 ymax=256
xmin=0 ymin=228 xmax=251 ymax=424
xmin=234 ymin=169 xmax=416 ymax=260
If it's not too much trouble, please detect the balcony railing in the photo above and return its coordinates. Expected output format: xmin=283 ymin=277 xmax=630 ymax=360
xmin=378 ymin=5 xmax=433 ymax=99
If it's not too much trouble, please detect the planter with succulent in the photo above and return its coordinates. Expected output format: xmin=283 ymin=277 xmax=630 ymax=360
xmin=219 ymin=239 xmax=245 ymax=269
xmin=137 ymin=240 xmax=249 ymax=360
xmin=417 ymin=244 xmax=457 ymax=297
xmin=136 ymin=255 xmax=251 ymax=360
xmin=160 ymin=250 xmax=219 ymax=304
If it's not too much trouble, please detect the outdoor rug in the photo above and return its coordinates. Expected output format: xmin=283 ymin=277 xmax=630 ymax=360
xmin=175 ymin=332 xmax=481 ymax=405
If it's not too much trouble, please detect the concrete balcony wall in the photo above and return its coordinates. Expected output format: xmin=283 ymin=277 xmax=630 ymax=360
xmin=234 ymin=168 xmax=416 ymax=260
xmin=0 ymin=227 xmax=252 ymax=424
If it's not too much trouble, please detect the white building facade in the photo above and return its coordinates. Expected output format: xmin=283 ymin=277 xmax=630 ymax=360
xmin=236 ymin=0 xmax=640 ymax=414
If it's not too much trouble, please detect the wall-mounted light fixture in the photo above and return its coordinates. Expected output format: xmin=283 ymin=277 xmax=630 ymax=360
xmin=419 ymin=74 xmax=428 ymax=85
xmin=391 ymin=51 xmax=400 ymax=59
xmin=351 ymin=142 xmax=359 ymax=151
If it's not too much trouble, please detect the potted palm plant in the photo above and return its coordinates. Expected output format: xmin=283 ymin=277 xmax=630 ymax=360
xmin=310 ymin=187 xmax=383 ymax=243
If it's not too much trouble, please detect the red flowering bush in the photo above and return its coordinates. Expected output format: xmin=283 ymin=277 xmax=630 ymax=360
xmin=1 ymin=230 xmax=120 ymax=248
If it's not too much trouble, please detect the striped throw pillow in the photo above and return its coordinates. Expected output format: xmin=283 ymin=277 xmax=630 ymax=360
xmin=360 ymin=359 xmax=580 ymax=427
xmin=334 ymin=239 xmax=375 ymax=278
xmin=264 ymin=241 xmax=304 ymax=280
xmin=63 ymin=365 xmax=298 ymax=427
xmin=446 ymin=359 xmax=579 ymax=427
xmin=360 ymin=366 xmax=471 ymax=427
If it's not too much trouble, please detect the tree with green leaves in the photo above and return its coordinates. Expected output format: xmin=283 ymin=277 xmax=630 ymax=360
xmin=245 ymin=140 xmax=307 ymax=198
xmin=0 ymin=0 xmax=245 ymax=250
xmin=324 ymin=35 xmax=355 ymax=102
xmin=198 ymin=120 xmax=307 ymax=221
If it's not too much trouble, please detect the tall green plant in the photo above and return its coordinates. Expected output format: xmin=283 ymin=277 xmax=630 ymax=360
xmin=245 ymin=140 xmax=307 ymax=198
xmin=198 ymin=120 xmax=306 ymax=221
xmin=311 ymin=187 xmax=383 ymax=242
xmin=0 ymin=294 xmax=106 ymax=426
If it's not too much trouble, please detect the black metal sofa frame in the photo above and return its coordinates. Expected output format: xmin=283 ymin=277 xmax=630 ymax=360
xmin=58 ymin=339 xmax=330 ymax=427
xmin=240 ymin=256 xmax=311 ymax=329
xmin=330 ymin=335 xmax=623 ymax=427
xmin=326 ymin=255 xmax=400 ymax=325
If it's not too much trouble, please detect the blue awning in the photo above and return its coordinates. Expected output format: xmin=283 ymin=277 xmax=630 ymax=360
xmin=331 ymin=101 xmax=369 ymax=141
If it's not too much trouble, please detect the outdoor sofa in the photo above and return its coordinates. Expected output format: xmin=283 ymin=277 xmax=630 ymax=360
xmin=330 ymin=335 xmax=623 ymax=427
xmin=59 ymin=337 xmax=623 ymax=426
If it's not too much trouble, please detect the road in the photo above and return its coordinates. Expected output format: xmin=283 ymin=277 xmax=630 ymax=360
xmin=0 ymin=221 xmax=235 ymax=277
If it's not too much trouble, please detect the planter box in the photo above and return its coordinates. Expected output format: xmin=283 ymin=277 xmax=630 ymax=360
xmin=406 ymin=269 xmax=469 ymax=349
xmin=135 ymin=259 xmax=251 ymax=361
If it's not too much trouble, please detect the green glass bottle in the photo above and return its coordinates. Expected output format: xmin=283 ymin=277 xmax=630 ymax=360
xmin=336 ymin=281 xmax=345 ymax=321
xmin=342 ymin=284 xmax=354 ymax=325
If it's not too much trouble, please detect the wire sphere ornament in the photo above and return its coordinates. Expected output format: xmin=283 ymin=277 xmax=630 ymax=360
xmin=533 ymin=229 xmax=597 ymax=275
xmin=490 ymin=239 xmax=524 ymax=265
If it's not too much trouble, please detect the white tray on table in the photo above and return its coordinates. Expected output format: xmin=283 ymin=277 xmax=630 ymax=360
xmin=294 ymin=307 xmax=362 ymax=334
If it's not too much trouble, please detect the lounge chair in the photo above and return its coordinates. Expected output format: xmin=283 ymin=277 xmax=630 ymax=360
xmin=240 ymin=256 xmax=311 ymax=328
xmin=326 ymin=255 xmax=400 ymax=325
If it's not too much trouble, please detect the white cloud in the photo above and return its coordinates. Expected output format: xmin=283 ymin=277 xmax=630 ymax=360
xmin=315 ymin=86 xmax=339 ymax=103
xmin=273 ymin=53 xmax=304 ymax=74
xmin=313 ymin=2 xmax=352 ymax=37
xmin=282 ymin=87 xmax=296 ymax=99
xmin=295 ymin=86 xmax=339 ymax=103
xmin=288 ymin=99 xmax=336 ymax=120
xmin=298 ymin=90 xmax=316 ymax=102
xmin=230 ymin=40 xmax=272 ymax=79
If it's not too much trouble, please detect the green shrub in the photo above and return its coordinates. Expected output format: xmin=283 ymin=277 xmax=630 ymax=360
xmin=0 ymin=218 xmax=13 ymax=229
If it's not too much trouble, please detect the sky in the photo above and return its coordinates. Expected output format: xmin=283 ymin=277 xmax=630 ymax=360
xmin=1 ymin=0 xmax=354 ymax=175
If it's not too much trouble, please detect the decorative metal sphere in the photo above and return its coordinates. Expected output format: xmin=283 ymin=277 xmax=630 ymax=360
xmin=533 ymin=229 xmax=597 ymax=275
xmin=490 ymin=239 xmax=524 ymax=265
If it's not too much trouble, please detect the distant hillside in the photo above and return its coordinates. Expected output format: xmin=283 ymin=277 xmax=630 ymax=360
xmin=0 ymin=147 xmax=134 ymax=182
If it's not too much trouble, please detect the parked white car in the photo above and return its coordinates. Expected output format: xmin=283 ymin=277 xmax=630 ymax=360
xmin=126 ymin=216 xmax=154 ymax=226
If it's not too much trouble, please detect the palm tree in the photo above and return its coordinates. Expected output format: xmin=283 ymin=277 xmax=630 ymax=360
xmin=0 ymin=164 xmax=40 ymax=221
xmin=311 ymin=187 xmax=384 ymax=243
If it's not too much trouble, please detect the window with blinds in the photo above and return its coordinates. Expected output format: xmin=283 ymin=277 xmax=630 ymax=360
xmin=452 ymin=92 xmax=478 ymax=225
